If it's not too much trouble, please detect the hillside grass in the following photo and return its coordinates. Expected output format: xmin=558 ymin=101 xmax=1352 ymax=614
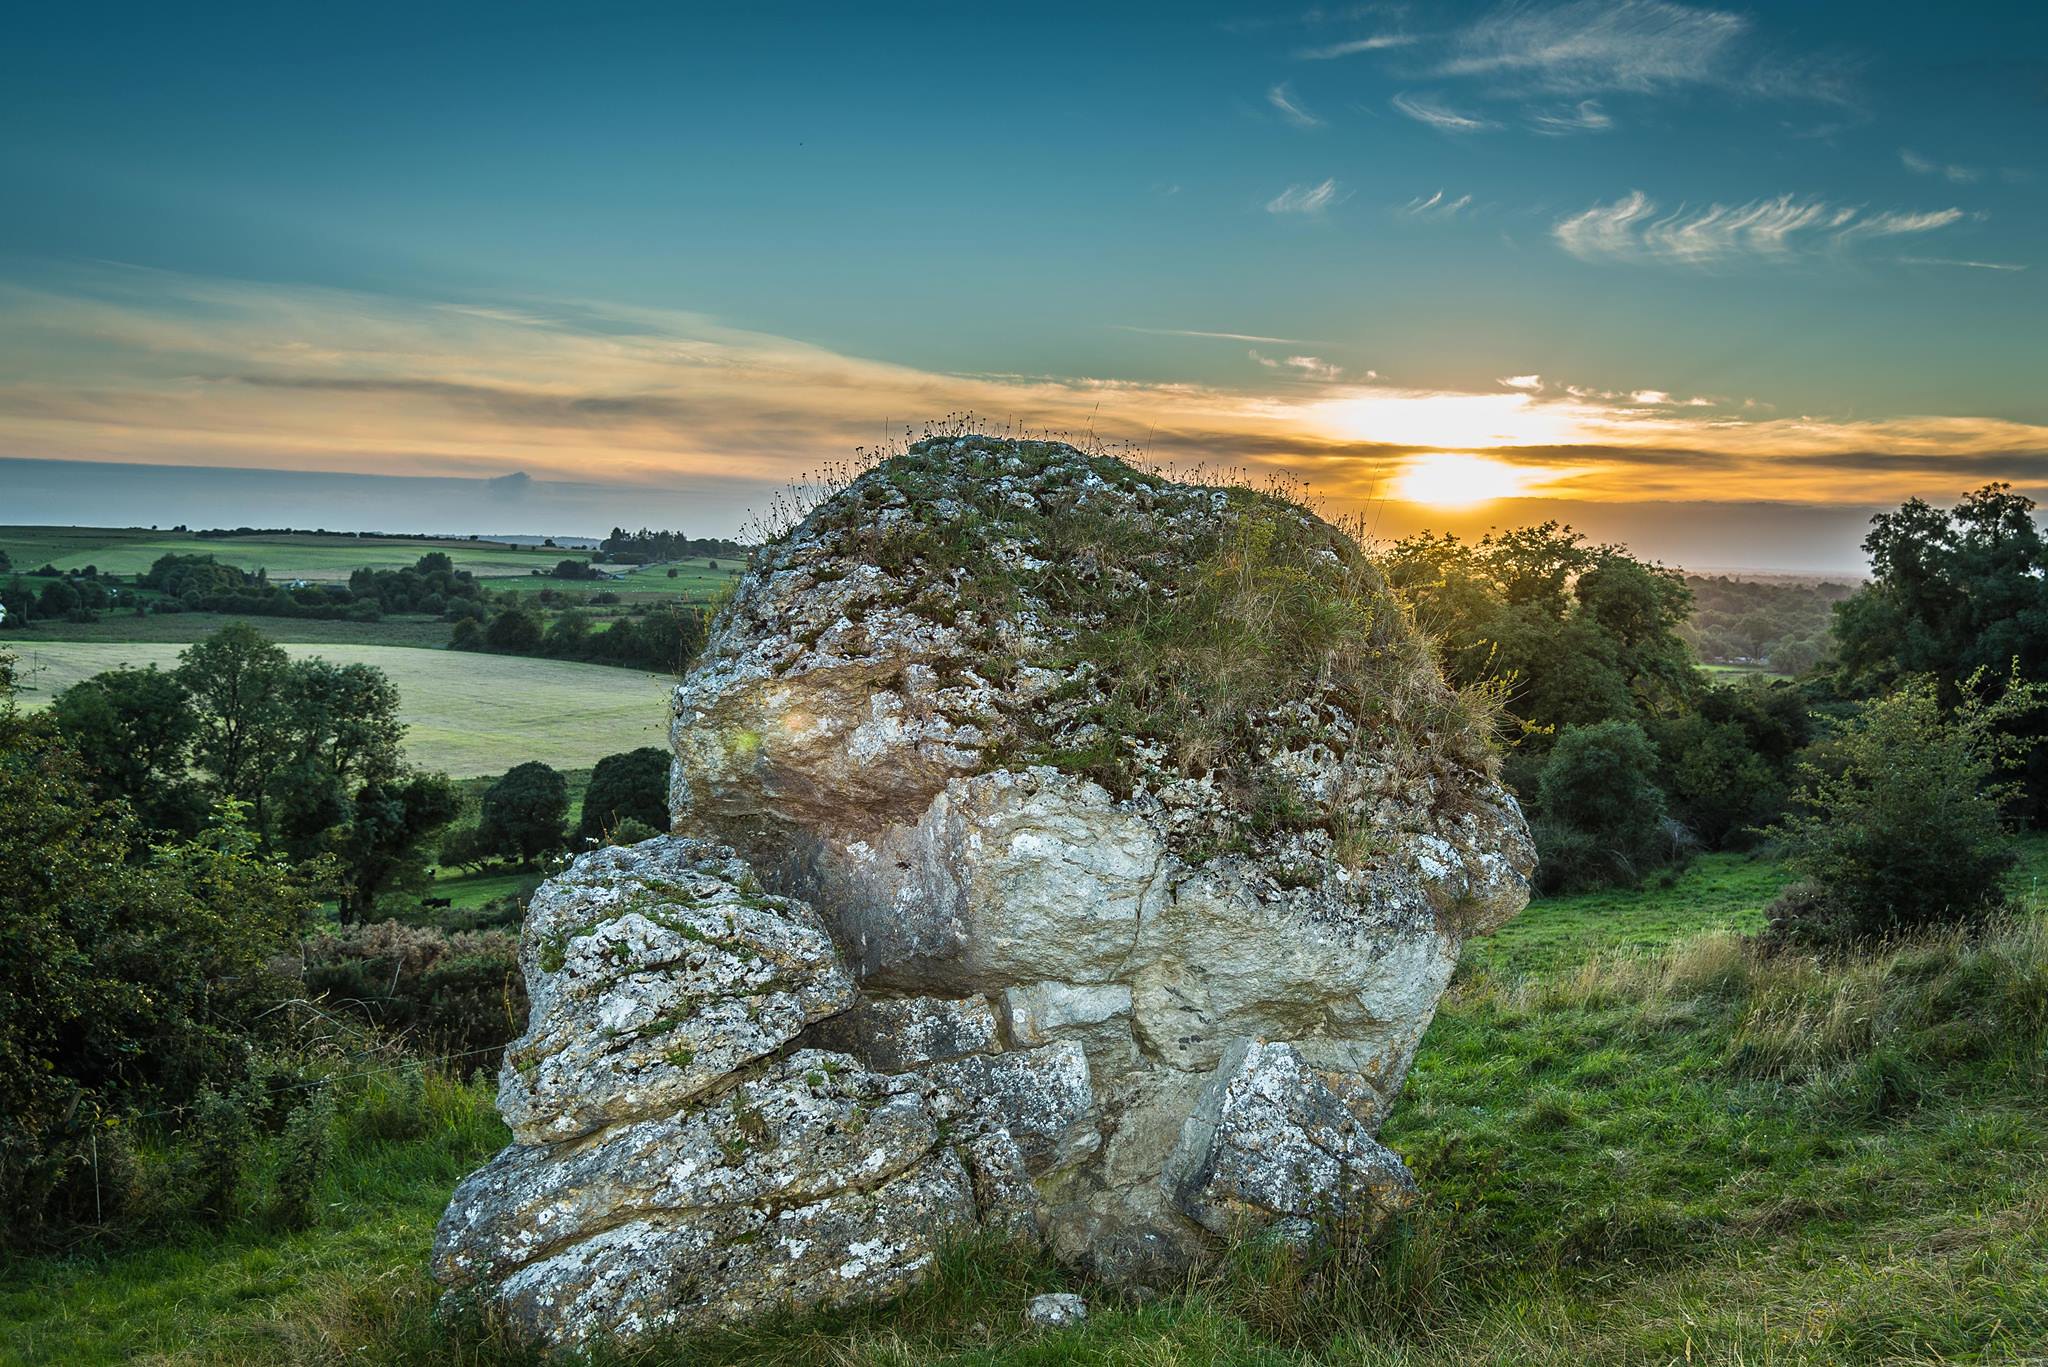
xmin=6 ymin=836 xmax=2046 ymax=1365
xmin=6 ymin=644 xmax=672 ymax=777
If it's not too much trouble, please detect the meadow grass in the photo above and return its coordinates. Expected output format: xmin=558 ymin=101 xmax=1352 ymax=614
xmin=6 ymin=841 xmax=2047 ymax=1365
xmin=6 ymin=644 xmax=673 ymax=777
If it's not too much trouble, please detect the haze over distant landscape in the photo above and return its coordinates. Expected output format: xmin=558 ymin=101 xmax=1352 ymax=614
xmin=3 ymin=1 xmax=2043 ymax=569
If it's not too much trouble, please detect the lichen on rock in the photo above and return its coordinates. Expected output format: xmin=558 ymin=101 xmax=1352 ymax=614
xmin=435 ymin=435 xmax=1536 ymax=1345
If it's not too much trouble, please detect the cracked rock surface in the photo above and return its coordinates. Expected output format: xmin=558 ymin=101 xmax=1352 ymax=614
xmin=436 ymin=437 xmax=1535 ymax=1344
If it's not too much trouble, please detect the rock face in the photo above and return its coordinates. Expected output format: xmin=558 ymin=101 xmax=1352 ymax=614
xmin=436 ymin=436 xmax=1535 ymax=1345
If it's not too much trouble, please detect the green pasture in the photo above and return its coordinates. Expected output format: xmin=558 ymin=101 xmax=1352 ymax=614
xmin=0 ymin=526 xmax=589 ymax=582
xmin=8 ymin=643 xmax=672 ymax=777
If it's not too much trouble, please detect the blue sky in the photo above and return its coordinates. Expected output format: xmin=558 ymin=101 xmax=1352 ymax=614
xmin=2 ymin=1 xmax=2044 ymax=561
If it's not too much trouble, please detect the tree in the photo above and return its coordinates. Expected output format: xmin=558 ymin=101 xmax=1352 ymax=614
xmin=1768 ymin=672 xmax=2044 ymax=943
xmin=36 ymin=580 xmax=80 ymax=620
xmin=1 ymin=690 xmax=318 ymax=1241
xmin=47 ymin=667 xmax=208 ymax=836
xmin=332 ymin=772 xmax=461 ymax=919
xmin=579 ymin=747 xmax=671 ymax=842
xmin=1531 ymin=720 xmax=1672 ymax=893
xmin=176 ymin=624 xmax=293 ymax=817
xmin=478 ymin=761 xmax=568 ymax=864
xmin=485 ymin=606 xmax=544 ymax=653
xmin=1832 ymin=483 xmax=2048 ymax=815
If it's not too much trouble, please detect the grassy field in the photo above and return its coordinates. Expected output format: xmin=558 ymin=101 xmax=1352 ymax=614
xmin=1 ymin=527 xmax=591 ymax=582
xmin=1 ymin=527 xmax=750 ymax=605
xmin=7 ymin=643 xmax=673 ymax=777
xmin=474 ymin=558 xmax=740 ymax=606
xmin=5 ymin=837 xmax=2046 ymax=1365
xmin=0 ymin=612 xmax=454 ymax=648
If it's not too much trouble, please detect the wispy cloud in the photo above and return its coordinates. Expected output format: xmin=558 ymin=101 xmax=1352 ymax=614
xmin=1901 ymin=148 xmax=1982 ymax=185
xmin=1267 ymin=81 xmax=1324 ymax=128
xmin=1526 ymin=99 xmax=1614 ymax=134
xmin=1439 ymin=0 xmax=1747 ymax=95
xmin=1404 ymin=189 xmax=1474 ymax=218
xmin=1115 ymin=325 xmax=1311 ymax=344
xmin=1500 ymin=374 xmax=1543 ymax=390
xmin=1296 ymin=34 xmax=1416 ymax=60
xmin=1391 ymin=91 xmax=1497 ymax=132
xmin=1896 ymin=256 xmax=2027 ymax=273
xmin=1266 ymin=178 xmax=1343 ymax=215
xmin=1252 ymin=350 xmax=1345 ymax=381
xmin=1554 ymin=190 xmax=1966 ymax=264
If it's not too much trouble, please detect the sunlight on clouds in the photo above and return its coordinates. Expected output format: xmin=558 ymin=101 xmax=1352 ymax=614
xmin=1300 ymin=389 xmax=1590 ymax=449
xmin=3 ymin=265 xmax=2047 ymax=529
xmin=1392 ymin=453 xmax=1546 ymax=505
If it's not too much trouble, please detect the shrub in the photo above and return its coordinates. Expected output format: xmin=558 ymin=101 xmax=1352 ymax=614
xmin=300 ymin=921 xmax=526 ymax=1071
xmin=478 ymin=761 xmax=568 ymax=864
xmin=1532 ymin=720 xmax=1674 ymax=892
xmin=1767 ymin=673 xmax=2044 ymax=944
xmin=578 ymin=746 xmax=671 ymax=843
xmin=274 ymin=1089 xmax=336 ymax=1229
xmin=1 ymin=701 xmax=319 ymax=1246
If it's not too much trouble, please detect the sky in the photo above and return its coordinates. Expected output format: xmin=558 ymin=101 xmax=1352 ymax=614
xmin=3 ymin=0 xmax=2044 ymax=570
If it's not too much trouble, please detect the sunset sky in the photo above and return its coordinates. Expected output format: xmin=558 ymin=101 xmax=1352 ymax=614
xmin=4 ymin=1 xmax=2044 ymax=568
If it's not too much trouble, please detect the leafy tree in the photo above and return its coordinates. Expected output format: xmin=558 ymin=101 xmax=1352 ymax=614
xmin=1 ymin=687 xmax=319 ymax=1241
xmin=478 ymin=761 xmax=569 ymax=864
xmin=484 ymin=605 xmax=544 ymax=653
xmin=1767 ymin=672 xmax=2045 ymax=943
xmin=47 ymin=667 xmax=208 ymax=836
xmin=1832 ymin=483 xmax=2048 ymax=813
xmin=36 ymin=579 xmax=80 ymax=619
xmin=176 ymin=623 xmax=293 ymax=813
xmin=1531 ymin=720 xmax=1672 ymax=893
xmin=1650 ymin=682 xmax=1816 ymax=848
xmin=1386 ymin=523 xmax=1696 ymax=748
xmin=331 ymin=772 xmax=462 ymax=920
xmin=579 ymin=747 xmax=671 ymax=842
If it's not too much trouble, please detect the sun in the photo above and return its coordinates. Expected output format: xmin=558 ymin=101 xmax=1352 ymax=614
xmin=1391 ymin=453 xmax=1536 ymax=506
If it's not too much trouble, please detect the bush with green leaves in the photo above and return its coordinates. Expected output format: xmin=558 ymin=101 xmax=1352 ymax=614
xmin=1766 ymin=672 xmax=2044 ymax=944
xmin=578 ymin=746 xmax=671 ymax=843
xmin=0 ymin=691 xmax=321 ymax=1245
xmin=299 ymin=920 xmax=525 ymax=1071
xmin=1531 ymin=719 xmax=1675 ymax=893
xmin=477 ymin=760 xmax=568 ymax=864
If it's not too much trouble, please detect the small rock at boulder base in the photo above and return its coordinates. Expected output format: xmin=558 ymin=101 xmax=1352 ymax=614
xmin=438 ymin=434 xmax=1536 ymax=1346
xmin=1025 ymin=1292 xmax=1088 ymax=1329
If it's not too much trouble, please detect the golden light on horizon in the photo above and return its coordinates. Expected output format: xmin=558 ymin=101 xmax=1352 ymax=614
xmin=1391 ymin=453 xmax=1537 ymax=506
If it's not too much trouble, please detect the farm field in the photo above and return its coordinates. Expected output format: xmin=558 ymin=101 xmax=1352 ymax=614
xmin=8 ymin=643 xmax=673 ymax=777
xmin=6 ymin=840 xmax=2045 ymax=1364
xmin=0 ymin=526 xmax=589 ymax=582
xmin=474 ymin=557 xmax=740 ymax=605
xmin=0 ymin=612 xmax=454 ymax=648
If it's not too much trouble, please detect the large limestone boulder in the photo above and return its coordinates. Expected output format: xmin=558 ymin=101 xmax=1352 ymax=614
xmin=669 ymin=437 xmax=1532 ymax=1270
xmin=436 ymin=436 xmax=1534 ymax=1345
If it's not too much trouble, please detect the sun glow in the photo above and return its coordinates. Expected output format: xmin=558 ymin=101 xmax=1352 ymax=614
xmin=1392 ymin=453 xmax=1538 ymax=506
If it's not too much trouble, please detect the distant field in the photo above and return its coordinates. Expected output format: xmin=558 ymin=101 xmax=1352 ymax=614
xmin=0 ymin=611 xmax=453 ymax=648
xmin=0 ymin=525 xmax=588 ymax=581
xmin=1698 ymin=662 xmax=1794 ymax=683
xmin=475 ymin=556 xmax=741 ymax=604
xmin=10 ymin=643 xmax=672 ymax=776
xmin=1 ymin=525 xmax=749 ymax=611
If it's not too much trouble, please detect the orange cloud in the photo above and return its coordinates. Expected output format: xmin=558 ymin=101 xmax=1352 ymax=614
xmin=3 ymin=267 xmax=2044 ymax=523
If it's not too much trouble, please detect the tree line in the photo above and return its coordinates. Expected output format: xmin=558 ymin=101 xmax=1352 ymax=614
xmin=1390 ymin=483 xmax=2047 ymax=943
